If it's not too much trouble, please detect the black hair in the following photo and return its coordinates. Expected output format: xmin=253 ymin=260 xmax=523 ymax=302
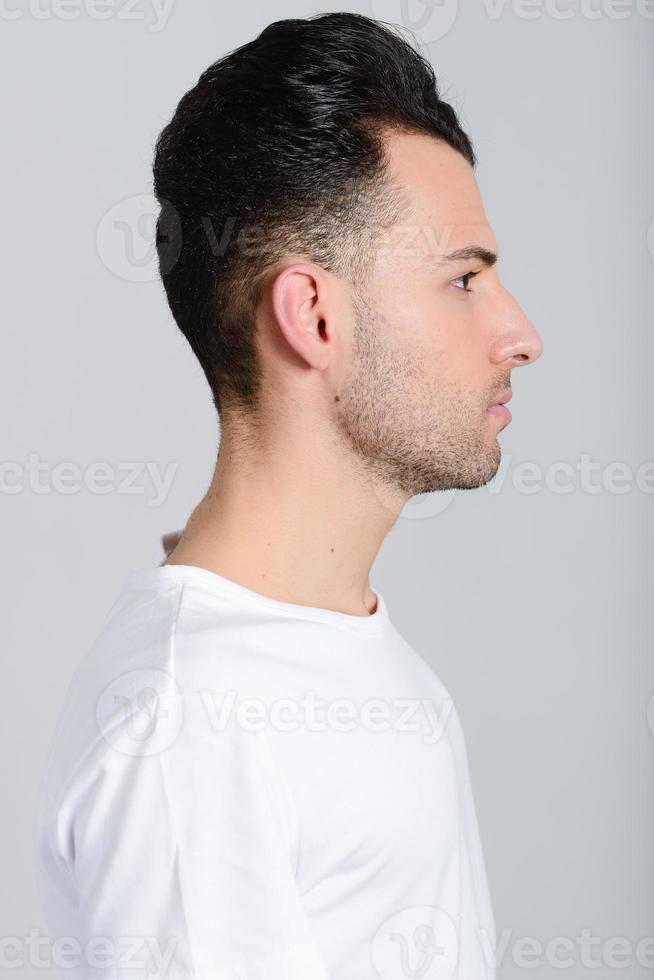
xmin=152 ymin=11 xmax=476 ymax=417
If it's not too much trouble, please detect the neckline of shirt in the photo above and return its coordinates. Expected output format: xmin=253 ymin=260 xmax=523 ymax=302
xmin=123 ymin=562 xmax=390 ymax=636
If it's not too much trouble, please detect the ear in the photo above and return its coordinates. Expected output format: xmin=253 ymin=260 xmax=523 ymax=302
xmin=270 ymin=263 xmax=333 ymax=371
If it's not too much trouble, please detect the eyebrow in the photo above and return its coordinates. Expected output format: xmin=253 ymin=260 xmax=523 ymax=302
xmin=433 ymin=246 xmax=498 ymax=269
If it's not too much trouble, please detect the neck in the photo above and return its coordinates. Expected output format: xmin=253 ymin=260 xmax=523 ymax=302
xmin=165 ymin=413 xmax=405 ymax=617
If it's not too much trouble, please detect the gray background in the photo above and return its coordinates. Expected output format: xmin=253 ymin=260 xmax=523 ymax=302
xmin=2 ymin=1 xmax=652 ymax=977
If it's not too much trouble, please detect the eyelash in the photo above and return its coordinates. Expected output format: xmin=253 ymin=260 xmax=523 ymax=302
xmin=452 ymin=270 xmax=480 ymax=292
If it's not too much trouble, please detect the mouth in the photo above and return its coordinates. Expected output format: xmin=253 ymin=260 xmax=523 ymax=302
xmin=486 ymin=389 xmax=512 ymax=422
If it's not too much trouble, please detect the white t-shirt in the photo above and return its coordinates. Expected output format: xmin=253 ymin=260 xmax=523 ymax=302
xmin=35 ymin=563 xmax=496 ymax=980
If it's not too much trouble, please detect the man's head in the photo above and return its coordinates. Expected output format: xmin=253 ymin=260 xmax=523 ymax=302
xmin=153 ymin=11 xmax=542 ymax=498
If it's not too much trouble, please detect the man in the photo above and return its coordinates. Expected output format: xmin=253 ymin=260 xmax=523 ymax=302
xmin=35 ymin=11 xmax=542 ymax=980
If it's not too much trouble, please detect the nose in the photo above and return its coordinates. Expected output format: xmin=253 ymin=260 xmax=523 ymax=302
xmin=488 ymin=287 xmax=543 ymax=368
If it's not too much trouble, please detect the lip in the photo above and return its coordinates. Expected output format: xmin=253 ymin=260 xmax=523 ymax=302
xmin=486 ymin=403 xmax=512 ymax=422
xmin=486 ymin=389 xmax=513 ymax=422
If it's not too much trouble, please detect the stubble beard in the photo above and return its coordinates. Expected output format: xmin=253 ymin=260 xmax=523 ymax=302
xmin=332 ymin=295 xmax=503 ymax=498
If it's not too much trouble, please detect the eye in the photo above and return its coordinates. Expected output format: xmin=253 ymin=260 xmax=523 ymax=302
xmin=451 ymin=270 xmax=480 ymax=292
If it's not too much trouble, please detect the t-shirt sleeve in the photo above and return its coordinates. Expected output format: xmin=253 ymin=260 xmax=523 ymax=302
xmin=65 ymin=691 xmax=330 ymax=980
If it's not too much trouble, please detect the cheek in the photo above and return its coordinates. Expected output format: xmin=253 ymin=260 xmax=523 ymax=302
xmin=371 ymin=279 xmax=487 ymax=391
xmin=374 ymin=281 xmax=446 ymax=357
xmin=419 ymin=298 xmax=488 ymax=388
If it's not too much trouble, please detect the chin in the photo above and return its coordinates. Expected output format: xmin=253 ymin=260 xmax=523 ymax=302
xmin=454 ymin=444 xmax=502 ymax=491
